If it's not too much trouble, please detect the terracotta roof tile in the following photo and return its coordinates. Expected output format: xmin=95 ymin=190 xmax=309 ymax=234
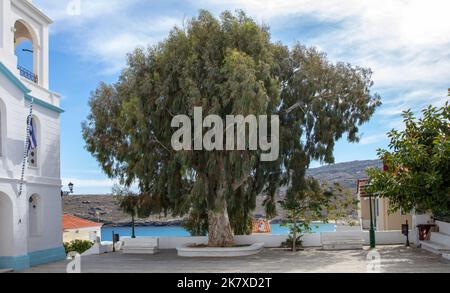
xmin=62 ymin=214 xmax=103 ymax=230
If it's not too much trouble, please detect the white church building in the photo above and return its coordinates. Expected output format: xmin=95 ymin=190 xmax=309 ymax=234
xmin=0 ymin=0 xmax=65 ymax=270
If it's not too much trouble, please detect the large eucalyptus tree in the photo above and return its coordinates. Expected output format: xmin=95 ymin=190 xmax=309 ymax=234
xmin=82 ymin=10 xmax=380 ymax=246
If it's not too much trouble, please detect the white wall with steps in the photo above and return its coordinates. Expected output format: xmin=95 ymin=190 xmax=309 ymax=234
xmin=420 ymin=221 xmax=450 ymax=256
xmin=436 ymin=221 xmax=450 ymax=235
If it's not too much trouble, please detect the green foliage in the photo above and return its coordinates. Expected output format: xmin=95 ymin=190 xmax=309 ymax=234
xmin=367 ymin=100 xmax=450 ymax=215
xmin=280 ymin=177 xmax=339 ymax=251
xmin=113 ymin=184 xmax=140 ymax=217
xmin=64 ymin=240 xmax=93 ymax=254
xmin=326 ymin=185 xmax=359 ymax=222
xmin=82 ymin=10 xmax=380 ymax=243
xmin=281 ymin=235 xmax=303 ymax=251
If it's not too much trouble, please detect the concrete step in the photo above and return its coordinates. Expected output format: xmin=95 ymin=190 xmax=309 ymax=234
xmin=443 ymin=254 xmax=450 ymax=261
xmin=430 ymin=232 xmax=450 ymax=246
xmin=0 ymin=268 xmax=13 ymax=273
xmin=420 ymin=240 xmax=450 ymax=255
xmin=436 ymin=221 xmax=450 ymax=236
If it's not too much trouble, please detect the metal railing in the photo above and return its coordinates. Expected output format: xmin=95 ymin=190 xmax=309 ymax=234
xmin=17 ymin=65 xmax=38 ymax=83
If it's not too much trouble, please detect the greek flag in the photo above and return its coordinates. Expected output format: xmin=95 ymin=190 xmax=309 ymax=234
xmin=27 ymin=117 xmax=37 ymax=151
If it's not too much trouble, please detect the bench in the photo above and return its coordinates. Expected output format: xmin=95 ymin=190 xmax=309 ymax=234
xmin=121 ymin=237 xmax=159 ymax=254
xmin=321 ymin=231 xmax=364 ymax=250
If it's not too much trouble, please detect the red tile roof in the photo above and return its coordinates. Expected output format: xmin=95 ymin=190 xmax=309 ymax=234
xmin=62 ymin=214 xmax=103 ymax=230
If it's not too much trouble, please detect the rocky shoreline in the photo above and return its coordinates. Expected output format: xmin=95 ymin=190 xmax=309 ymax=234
xmin=101 ymin=219 xmax=184 ymax=228
xmin=63 ymin=194 xmax=285 ymax=226
xmin=100 ymin=218 xmax=285 ymax=228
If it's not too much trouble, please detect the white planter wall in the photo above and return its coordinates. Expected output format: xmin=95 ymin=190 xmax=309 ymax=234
xmin=146 ymin=230 xmax=411 ymax=250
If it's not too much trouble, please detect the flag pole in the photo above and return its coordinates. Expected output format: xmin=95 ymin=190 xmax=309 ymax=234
xmin=18 ymin=97 xmax=34 ymax=197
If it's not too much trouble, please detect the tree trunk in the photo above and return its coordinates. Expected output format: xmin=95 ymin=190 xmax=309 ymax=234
xmin=292 ymin=226 xmax=297 ymax=252
xmin=292 ymin=211 xmax=297 ymax=252
xmin=208 ymin=203 xmax=234 ymax=247
xmin=206 ymin=156 xmax=234 ymax=247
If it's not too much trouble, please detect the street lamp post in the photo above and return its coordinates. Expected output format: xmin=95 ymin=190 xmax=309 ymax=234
xmin=61 ymin=182 xmax=74 ymax=197
xmin=131 ymin=214 xmax=136 ymax=239
xmin=68 ymin=182 xmax=74 ymax=194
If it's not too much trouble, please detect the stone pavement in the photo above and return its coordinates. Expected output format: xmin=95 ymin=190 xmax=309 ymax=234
xmin=19 ymin=245 xmax=450 ymax=273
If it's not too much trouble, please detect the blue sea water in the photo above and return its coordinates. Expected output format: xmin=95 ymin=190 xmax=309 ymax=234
xmin=101 ymin=223 xmax=336 ymax=241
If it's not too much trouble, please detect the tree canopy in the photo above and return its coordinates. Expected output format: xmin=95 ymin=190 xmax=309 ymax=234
xmin=367 ymin=100 xmax=450 ymax=216
xmin=82 ymin=10 xmax=380 ymax=246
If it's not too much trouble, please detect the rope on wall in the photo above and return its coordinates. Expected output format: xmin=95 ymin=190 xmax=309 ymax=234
xmin=18 ymin=97 xmax=34 ymax=197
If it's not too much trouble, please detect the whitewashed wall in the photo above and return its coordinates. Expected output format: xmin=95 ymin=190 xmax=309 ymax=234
xmin=0 ymin=73 xmax=62 ymax=256
xmin=0 ymin=1 xmax=62 ymax=262
xmin=146 ymin=230 xmax=412 ymax=250
xmin=436 ymin=221 xmax=450 ymax=234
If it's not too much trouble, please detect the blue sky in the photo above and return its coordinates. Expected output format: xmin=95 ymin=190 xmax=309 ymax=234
xmin=30 ymin=0 xmax=450 ymax=194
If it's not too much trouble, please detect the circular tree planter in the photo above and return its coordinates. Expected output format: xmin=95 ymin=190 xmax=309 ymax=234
xmin=177 ymin=243 xmax=264 ymax=257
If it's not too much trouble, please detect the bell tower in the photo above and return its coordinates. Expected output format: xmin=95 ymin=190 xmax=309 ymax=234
xmin=0 ymin=0 xmax=52 ymax=89
xmin=0 ymin=1 xmax=65 ymax=271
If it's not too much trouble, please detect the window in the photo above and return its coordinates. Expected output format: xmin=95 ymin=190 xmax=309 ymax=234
xmin=28 ymin=149 xmax=37 ymax=167
xmin=14 ymin=20 xmax=38 ymax=83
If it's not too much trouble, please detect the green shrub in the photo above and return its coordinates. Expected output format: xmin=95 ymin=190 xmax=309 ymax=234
xmin=281 ymin=235 xmax=304 ymax=251
xmin=64 ymin=240 xmax=93 ymax=254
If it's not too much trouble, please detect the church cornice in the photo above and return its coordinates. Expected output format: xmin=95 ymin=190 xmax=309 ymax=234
xmin=13 ymin=0 xmax=53 ymax=25
xmin=0 ymin=62 xmax=64 ymax=113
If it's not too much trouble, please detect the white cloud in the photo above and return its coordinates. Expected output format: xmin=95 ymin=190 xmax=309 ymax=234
xmin=35 ymin=0 xmax=139 ymax=24
xmin=378 ymin=89 xmax=446 ymax=116
xmin=34 ymin=0 xmax=450 ymax=92
xmin=31 ymin=0 xmax=449 ymax=194
xmin=35 ymin=0 xmax=181 ymax=74
xmin=62 ymin=177 xmax=118 ymax=188
xmin=62 ymin=176 xmax=139 ymax=194
xmin=195 ymin=2 xmax=449 ymax=84
xmin=359 ymin=133 xmax=388 ymax=146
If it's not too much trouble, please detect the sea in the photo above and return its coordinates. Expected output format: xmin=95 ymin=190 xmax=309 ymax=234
xmin=101 ymin=223 xmax=336 ymax=241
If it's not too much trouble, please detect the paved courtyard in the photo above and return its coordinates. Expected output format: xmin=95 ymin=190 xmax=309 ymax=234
xmin=20 ymin=245 xmax=450 ymax=273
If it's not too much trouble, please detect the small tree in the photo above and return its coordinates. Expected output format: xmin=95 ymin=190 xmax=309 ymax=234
xmin=367 ymin=100 xmax=450 ymax=216
xmin=280 ymin=177 xmax=334 ymax=251
xmin=113 ymin=185 xmax=140 ymax=238
xmin=326 ymin=184 xmax=359 ymax=225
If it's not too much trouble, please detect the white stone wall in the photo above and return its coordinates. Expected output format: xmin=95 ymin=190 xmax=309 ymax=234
xmin=63 ymin=227 xmax=102 ymax=243
xmin=0 ymin=76 xmax=62 ymax=257
xmin=149 ymin=230 xmax=412 ymax=250
xmin=0 ymin=0 xmax=62 ymax=266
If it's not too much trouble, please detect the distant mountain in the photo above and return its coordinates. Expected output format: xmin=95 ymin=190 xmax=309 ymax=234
xmin=307 ymin=159 xmax=382 ymax=189
xmin=255 ymin=159 xmax=382 ymax=219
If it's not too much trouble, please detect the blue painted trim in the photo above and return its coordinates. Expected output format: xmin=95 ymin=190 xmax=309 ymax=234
xmin=25 ymin=94 xmax=65 ymax=113
xmin=0 ymin=62 xmax=64 ymax=114
xmin=0 ymin=62 xmax=31 ymax=94
xmin=28 ymin=246 xmax=66 ymax=267
xmin=0 ymin=247 xmax=66 ymax=271
xmin=0 ymin=254 xmax=30 ymax=271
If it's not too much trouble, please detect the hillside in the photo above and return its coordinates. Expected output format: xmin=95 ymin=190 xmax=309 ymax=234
xmin=306 ymin=159 xmax=382 ymax=189
xmin=63 ymin=159 xmax=381 ymax=226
